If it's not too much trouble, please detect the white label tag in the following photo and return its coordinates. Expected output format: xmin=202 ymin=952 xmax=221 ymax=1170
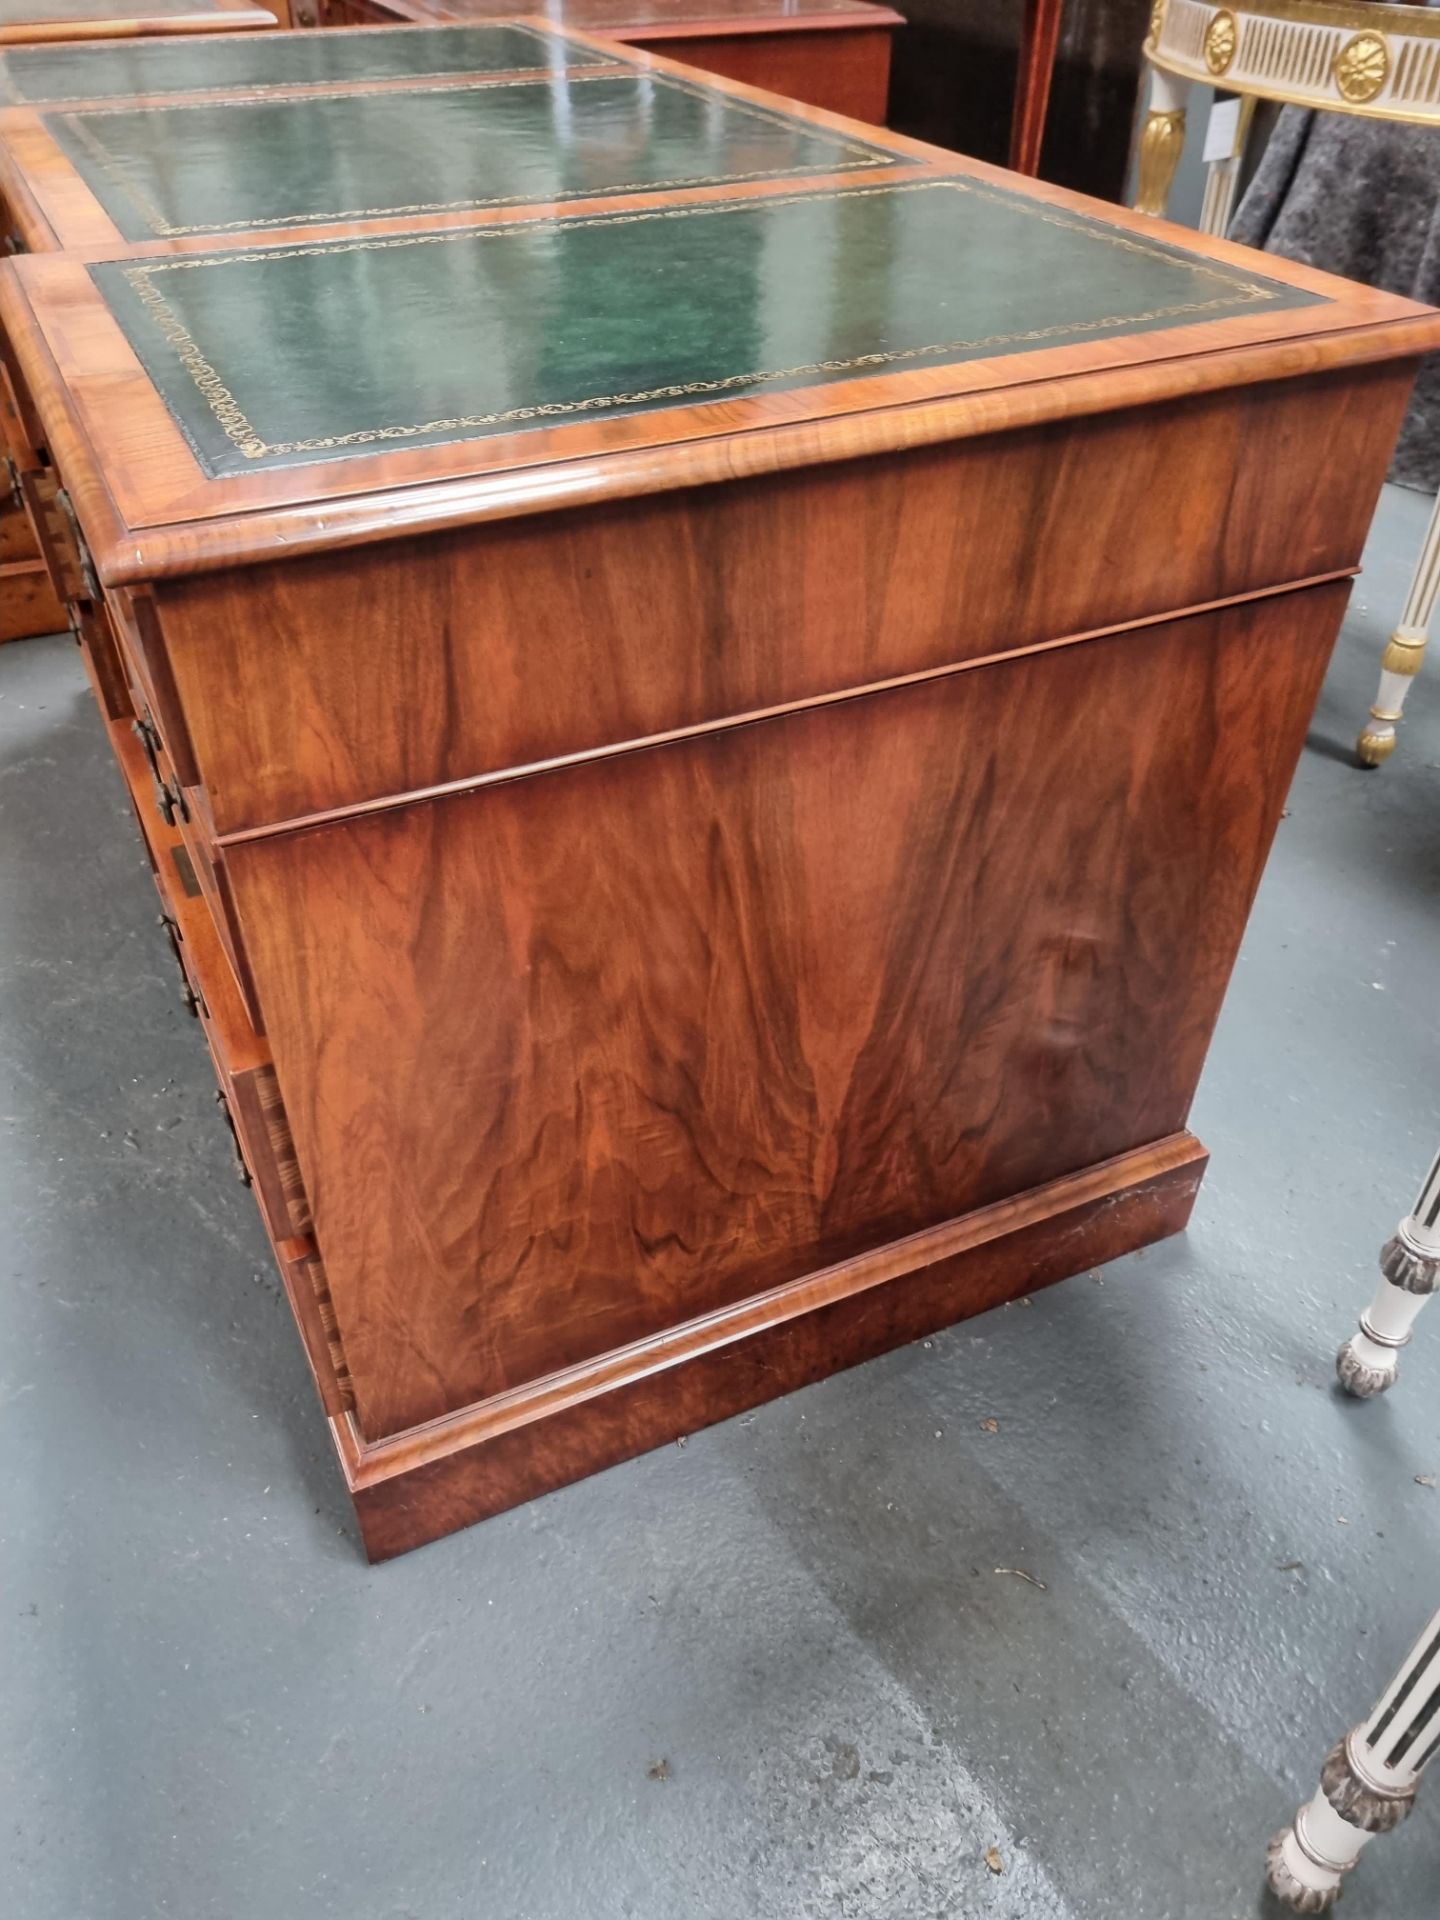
xmin=1203 ymin=96 xmax=1242 ymax=163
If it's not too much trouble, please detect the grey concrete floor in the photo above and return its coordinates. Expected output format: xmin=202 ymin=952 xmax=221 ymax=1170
xmin=2 ymin=486 xmax=1439 ymax=1920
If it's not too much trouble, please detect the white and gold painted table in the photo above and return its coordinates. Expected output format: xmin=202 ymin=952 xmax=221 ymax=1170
xmin=1136 ymin=0 xmax=1440 ymax=769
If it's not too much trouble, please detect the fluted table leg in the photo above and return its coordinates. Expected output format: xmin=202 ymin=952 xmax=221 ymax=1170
xmin=1337 ymin=1148 xmax=1440 ymax=1397
xmin=1357 ymin=488 xmax=1440 ymax=768
xmin=1267 ymin=1611 xmax=1440 ymax=1910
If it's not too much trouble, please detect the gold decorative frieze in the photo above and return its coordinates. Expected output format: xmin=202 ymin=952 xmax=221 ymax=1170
xmin=1149 ymin=0 xmax=1440 ymax=122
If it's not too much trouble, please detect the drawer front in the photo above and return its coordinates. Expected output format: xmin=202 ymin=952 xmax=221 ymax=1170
xmin=224 ymin=582 xmax=1347 ymax=1440
xmin=320 ymin=0 xmax=404 ymax=19
xmin=72 ymin=598 xmax=130 ymax=720
xmin=110 ymin=714 xmax=311 ymax=1246
xmin=154 ymin=364 xmax=1411 ymax=836
xmin=106 ymin=590 xmax=264 ymax=1028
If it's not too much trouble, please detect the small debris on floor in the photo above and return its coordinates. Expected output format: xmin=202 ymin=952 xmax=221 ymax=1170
xmin=980 ymin=1418 xmax=999 ymax=1435
xmin=994 ymin=1568 xmax=1046 ymax=1591
xmin=646 ymin=1759 xmax=670 ymax=1782
xmin=984 ymin=1847 xmax=1004 ymax=1874
xmin=1277 ymin=1560 xmax=1305 ymax=1574
xmin=1416 ymin=1475 xmax=1436 ymax=1489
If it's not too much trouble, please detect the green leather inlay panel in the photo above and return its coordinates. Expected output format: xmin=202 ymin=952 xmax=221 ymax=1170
xmin=0 ymin=22 xmax=603 ymax=106
xmin=48 ymin=72 xmax=900 ymax=238
xmin=91 ymin=178 xmax=1327 ymax=480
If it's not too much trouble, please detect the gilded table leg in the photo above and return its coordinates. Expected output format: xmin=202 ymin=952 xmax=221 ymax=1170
xmin=1336 ymin=1147 xmax=1440 ymax=1397
xmin=1357 ymin=488 xmax=1440 ymax=768
xmin=1266 ymin=1610 xmax=1440 ymax=1911
xmin=1134 ymin=65 xmax=1190 ymax=217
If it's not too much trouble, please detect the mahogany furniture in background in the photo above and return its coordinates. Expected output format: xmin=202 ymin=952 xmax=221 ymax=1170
xmin=1009 ymin=0 xmax=1062 ymax=173
xmin=0 ymin=0 xmax=278 ymax=643
xmin=315 ymin=0 xmax=903 ymax=123
xmin=887 ymin=0 xmax=1150 ymax=204
xmin=2 ymin=21 xmax=1436 ymax=1558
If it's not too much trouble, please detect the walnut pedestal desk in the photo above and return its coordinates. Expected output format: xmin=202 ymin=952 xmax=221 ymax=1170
xmin=2 ymin=42 xmax=1437 ymax=1558
xmin=315 ymin=0 xmax=903 ymax=125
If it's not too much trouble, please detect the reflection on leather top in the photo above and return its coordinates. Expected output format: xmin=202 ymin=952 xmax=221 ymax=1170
xmin=48 ymin=70 xmax=902 ymax=238
xmin=91 ymin=178 xmax=1325 ymax=479
xmin=0 ymin=21 xmax=604 ymax=104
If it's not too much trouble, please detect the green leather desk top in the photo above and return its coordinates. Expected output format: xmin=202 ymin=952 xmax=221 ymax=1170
xmin=91 ymin=177 xmax=1323 ymax=480
xmin=0 ymin=21 xmax=603 ymax=105
xmin=46 ymin=71 xmax=901 ymax=238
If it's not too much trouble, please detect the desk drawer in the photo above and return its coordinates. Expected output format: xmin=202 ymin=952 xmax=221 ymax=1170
xmin=105 ymin=586 xmax=262 ymax=1025
xmin=111 ymin=717 xmax=309 ymax=1245
xmin=151 ymin=362 xmax=1412 ymax=836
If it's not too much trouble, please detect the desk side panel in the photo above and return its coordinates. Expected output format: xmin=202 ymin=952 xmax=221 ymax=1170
xmin=224 ymin=583 xmax=1345 ymax=1440
xmin=153 ymin=363 xmax=1410 ymax=837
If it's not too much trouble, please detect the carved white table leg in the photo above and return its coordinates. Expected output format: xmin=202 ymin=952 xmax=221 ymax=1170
xmin=1336 ymin=1148 xmax=1440 ymax=1397
xmin=1357 ymin=487 xmax=1440 ymax=768
xmin=1197 ymin=97 xmax=1254 ymax=238
xmin=1267 ymin=1610 xmax=1440 ymax=1910
xmin=1134 ymin=65 xmax=1190 ymax=216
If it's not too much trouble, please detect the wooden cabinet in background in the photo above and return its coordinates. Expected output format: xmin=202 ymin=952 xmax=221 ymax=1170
xmin=1 ymin=23 xmax=1436 ymax=1557
xmin=0 ymin=0 xmax=277 ymax=49
xmin=319 ymin=0 xmax=903 ymax=124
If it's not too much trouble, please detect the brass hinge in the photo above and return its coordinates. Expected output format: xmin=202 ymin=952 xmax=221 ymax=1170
xmin=131 ymin=711 xmax=188 ymax=827
xmin=156 ymin=911 xmax=205 ymax=1020
xmin=54 ymin=486 xmax=99 ymax=603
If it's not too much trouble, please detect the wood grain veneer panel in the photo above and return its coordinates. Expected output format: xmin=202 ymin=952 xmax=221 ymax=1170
xmin=224 ymin=584 xmax=1346 ymax=1440
xmin=155 ymin=366 xmax=1407 ymax=835
xmin=344 ymin=1139 xmax=1207 ymax=1559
